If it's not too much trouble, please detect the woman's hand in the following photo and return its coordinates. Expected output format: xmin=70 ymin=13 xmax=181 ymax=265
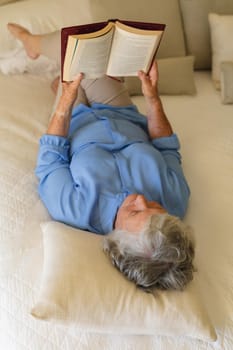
xmin=138 ymin=61 xmax=173 ymax=139
xmin=46 ymin=74 xmax=83 ymax=137
xmin=59 ymin=73 xmax=84 ymax=108
xmin=138 ymin=61 xmax=159 ymax=102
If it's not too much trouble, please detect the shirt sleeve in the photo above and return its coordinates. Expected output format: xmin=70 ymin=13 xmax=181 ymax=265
xmin=152 ymin=133 xmax=182 ymax=175
xmin=152 ymin=133 xmax=190 ymax=218
xmin=35 ymin=134 xmax=81 ymax=226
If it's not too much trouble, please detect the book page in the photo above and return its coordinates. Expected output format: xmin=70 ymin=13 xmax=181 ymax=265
xmin=68 ymin=29 xmax=114 ymax=80
xmin=107 ymin=26 xmax=163 ymax=76
xmin=63 ymin=36 xmax=79 ymax=81
xmin=115 ymin=21 xmax=164 ymax=36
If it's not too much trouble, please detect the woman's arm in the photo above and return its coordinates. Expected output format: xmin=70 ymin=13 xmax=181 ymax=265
xmin=138 ymin=61 xmax=173 ymax=139
xmin=35 ymin=74 xmax=84 ymax=226
xmin=47 ymin=73 xmax=83 ymax=137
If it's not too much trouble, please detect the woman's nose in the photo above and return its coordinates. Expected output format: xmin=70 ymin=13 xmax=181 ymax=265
xmin=135 ymin=195 xmax=148 ymax=209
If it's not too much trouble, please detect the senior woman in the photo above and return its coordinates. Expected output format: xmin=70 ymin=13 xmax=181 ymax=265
xmin=8 ymin=23 xmax=195 ymax=291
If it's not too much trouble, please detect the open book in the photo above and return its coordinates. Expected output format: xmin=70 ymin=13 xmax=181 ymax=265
xmin=61 ymin=19 xmax=165 ymax=81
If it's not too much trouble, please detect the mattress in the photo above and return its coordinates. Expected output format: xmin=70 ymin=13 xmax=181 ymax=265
xmin=0 ymin=71 xmax=233 ymax=349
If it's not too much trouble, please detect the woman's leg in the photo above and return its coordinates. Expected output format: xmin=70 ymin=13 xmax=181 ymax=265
xmin=81 ymin=76 xmax=132 ymax=107
xmin=8 ymin=23 xmax=89 ymax=109
xmin=53 ymin=74 xmax=132 ymax=111
xmin=40 ymin=31 xmax=61 ymax=65
xmin=8 ymin=23 xmax=60 ymax=64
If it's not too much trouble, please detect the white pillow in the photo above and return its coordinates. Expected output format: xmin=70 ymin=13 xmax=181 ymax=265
xmin=208 ymin=13 xmax=233 ymax=89
xmin=31 ymin=221 xmax=217 ymax=341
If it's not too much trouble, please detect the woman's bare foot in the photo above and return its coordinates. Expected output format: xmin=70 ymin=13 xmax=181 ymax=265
xmin=51 ymin=76 xmax=60 ymax=95
xmin=7 ymin=23 xmax=41 ymax=59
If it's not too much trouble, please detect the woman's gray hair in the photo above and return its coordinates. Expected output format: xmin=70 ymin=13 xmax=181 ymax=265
xmin=103 ymin=214 xmax=195 ymax=291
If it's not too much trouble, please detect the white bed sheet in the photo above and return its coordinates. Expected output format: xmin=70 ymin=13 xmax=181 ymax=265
xmin=0 ymin=71 xmax=232 ymax=350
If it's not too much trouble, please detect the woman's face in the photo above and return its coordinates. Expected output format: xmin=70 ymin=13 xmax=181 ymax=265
xmin=114 ymin=194 xmax=166 ymax=233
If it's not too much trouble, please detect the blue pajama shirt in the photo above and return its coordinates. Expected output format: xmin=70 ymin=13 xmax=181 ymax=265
xmin=35 ymin=103 xmax=190 ymax=234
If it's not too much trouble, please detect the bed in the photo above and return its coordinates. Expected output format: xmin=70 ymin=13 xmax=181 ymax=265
xmin=0 ymin=1 xmax=233 ymax=349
